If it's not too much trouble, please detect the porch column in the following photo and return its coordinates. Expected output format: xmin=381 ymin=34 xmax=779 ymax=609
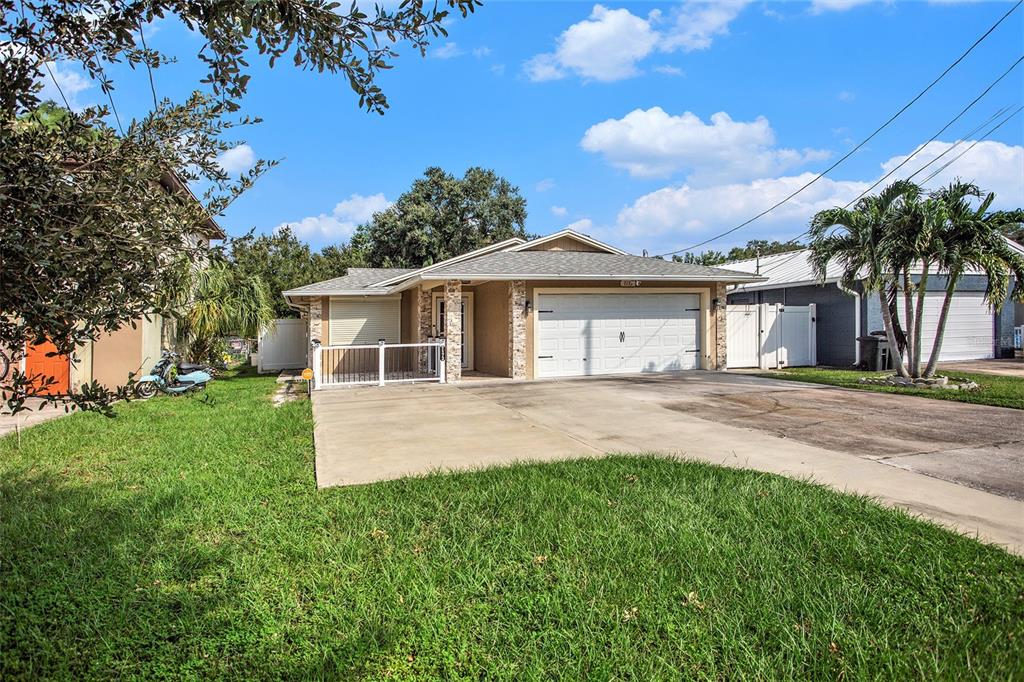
xmin=307 ymin=297 xmax=323 ymax=369
xmin=417 ymin=286 xmax=432 ymax=372
xmin=714 ymin=282 xmax=727 ymax=370
xmin=508 ymin=280 xmax=527 ymax=379
xmin=444 ymin=280 xmax=462 ymax=383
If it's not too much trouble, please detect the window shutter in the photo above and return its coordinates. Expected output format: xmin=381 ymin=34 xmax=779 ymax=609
xmin=329 ymin=298 xmax=401 ymax=345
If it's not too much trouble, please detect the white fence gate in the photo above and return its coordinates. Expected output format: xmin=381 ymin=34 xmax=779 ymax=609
xmin=257 ymin=319 xmax=308 ymax=373
xmin=726 ymin=303 xmax=817 ymax=369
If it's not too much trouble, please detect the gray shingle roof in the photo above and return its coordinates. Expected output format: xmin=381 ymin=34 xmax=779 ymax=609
xmin=283 ymin=268 xmax=415 ymax=295
xmin=424 ymin=251 xmax=762 ymax=280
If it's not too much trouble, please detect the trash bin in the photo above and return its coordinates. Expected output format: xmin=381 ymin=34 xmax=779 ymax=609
xmin=857 ymin=335 xmax=880 ymax=370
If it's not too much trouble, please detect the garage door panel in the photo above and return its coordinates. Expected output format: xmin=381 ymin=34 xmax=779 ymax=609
xmin=537 ymin=293 xmax=701 ymax=378
xmin=893 ymin=291 xmax=993 ymax=362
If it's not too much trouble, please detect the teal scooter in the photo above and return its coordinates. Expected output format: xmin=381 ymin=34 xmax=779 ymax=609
xmin=135 ymin=350 xmax=214 ymax=398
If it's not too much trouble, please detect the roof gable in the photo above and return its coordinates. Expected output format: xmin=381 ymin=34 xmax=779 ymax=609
xmin=371 ymin=237 xmax=527 ymax=287
xmin=511 ymin=229 xmax=627 ymax=255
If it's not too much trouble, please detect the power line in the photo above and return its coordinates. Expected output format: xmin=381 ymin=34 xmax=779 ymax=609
xmin=849 ymin=55 xmax=1022 ymax=202
xmin=753 ymin=102 xmax=1022 ymax=279
xmin=654 ymin=0 xmax=1022 ymax=258
xmin=922 ymin=105 xmax=1023 ymax=183
xmin=905 ymin=104 xmax=1013 ymax=181
xmin=137 ymin=16 xmax=159 ymax=109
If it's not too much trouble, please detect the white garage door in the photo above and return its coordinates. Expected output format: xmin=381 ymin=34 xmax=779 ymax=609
xmin=536 ymin=293 xmax=701 ymax=378
xmin=897 ymin=291 xmax=994 ymax=362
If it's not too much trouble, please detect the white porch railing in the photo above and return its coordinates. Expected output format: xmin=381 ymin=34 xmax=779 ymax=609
xmin=313 ymin=340 xmax=445 ymax=389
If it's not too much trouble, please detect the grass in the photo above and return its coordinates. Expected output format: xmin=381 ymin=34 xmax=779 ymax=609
xmin=2 ymin=370 xmax=1023 ymax=679
xmin=760 ymin=367 xmax=1024 ymax=410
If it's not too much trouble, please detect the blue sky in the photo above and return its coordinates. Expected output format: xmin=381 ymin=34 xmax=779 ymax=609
xmin=45 ymin=1 xmax=1024 ymax=256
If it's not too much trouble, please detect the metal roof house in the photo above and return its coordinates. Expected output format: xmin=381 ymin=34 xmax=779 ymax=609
xmin=725 ymin=240 xmax=1024 ymax=367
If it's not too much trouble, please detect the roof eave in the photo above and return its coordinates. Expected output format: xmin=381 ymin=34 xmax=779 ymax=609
xmin=418 ymin=273 xmax=767 ymax=282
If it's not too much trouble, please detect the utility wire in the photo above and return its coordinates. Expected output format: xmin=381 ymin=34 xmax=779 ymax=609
xmin=922 ymin=105 xmax=1023 ymax=183
xmin=849 ymin=55 xmax=1022 ymax=202
xmin=654 ymin=0 xmax=1023 ymax=258
xmin=138 ymin=16 xmax=159 ymax=109
xmin=753 ymin=101 xmax=1022 ymax=279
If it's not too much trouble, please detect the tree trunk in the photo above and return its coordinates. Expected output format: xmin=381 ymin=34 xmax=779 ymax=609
xmin=886 ymin=284 xmax=907 ymax=356
xmin=878 ymin=289 xmax=910 ymax=377
xmin=902 ymin=268 xmax=915 ymax=377
xmin=912 ymin=262 xmax=929 ymax=378
xmin=923 ymin=269 xmax=960 ymax=378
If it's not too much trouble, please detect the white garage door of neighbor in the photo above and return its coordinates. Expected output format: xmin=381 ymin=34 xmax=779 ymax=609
xmin=895 ymin=291 xmax=994 ymax=362
xmin=536 ymin=293 xmax=701 ymax=378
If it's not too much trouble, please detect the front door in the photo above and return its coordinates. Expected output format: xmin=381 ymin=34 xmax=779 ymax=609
xmin=434 ymin=293 xmax=474 ymax=370
xmin=24 ymin=339 xmax=71 ymax=395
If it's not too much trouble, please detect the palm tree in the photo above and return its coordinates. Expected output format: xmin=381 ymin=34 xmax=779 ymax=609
xmin=175 ymin=259 xmax=274 ymax=363
xmin=922 ymin=183 xmax=1024 ymax=377
xmin=809 ymin=180 xmax=920 ymax=378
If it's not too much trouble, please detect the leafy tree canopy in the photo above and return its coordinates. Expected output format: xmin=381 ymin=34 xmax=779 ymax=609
xmin=229 ymin=227 xmax=362 ymax=318
xmin=674 ymin=239 xmax=804 ymax=266
xmin=2 ymin=0 xmax=480 ymax=413
xmin=350 ymin=167 xmax=530 ymax=268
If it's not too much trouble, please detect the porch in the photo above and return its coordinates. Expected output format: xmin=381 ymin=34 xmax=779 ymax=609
xmin=309 ymin=279 xmax=526 ymax=388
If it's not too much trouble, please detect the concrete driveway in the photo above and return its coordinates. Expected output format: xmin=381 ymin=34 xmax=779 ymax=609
xmin=312 ymin=372 xmax=1024 ymax=554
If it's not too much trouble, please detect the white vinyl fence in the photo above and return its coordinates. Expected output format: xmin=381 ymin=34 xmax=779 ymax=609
xmin=257 ymin=319 xmax=308 ymax=373
xmin=727 ymin=303 xmax=817 ymax=369
xmin=313 ymin=340 xmax=445 ymax=388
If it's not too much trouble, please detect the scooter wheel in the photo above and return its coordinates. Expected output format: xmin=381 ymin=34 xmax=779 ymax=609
xmin=135 ymin=382 xmax=158 ymax=399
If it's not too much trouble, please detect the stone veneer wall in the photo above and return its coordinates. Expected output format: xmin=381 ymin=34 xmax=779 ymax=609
xmin=444 ymin=280 xmax=462 ymax=383
xmin=307 ymin=297 xmax=323 ymax=368
xmin=509 ymin=280 xmax=527 ymax=379
xmin=417 ymin=288 xmax=432 ymax=372
xmin=715 ymin=282 xmax=727 ymax=370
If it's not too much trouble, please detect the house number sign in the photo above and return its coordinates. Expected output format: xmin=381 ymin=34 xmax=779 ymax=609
xmin=620 ymin=280 xmax=642 ymax=287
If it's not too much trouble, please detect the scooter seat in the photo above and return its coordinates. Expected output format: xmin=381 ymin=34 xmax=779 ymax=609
xmin=178 ymin=363 xmax=207 ymax=374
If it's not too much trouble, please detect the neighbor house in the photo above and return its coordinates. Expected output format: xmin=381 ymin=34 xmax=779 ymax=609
xmin=20 ymin=171 xmax=225 ymax=394
xmin=725 ymin=240 xmax=1024 ymax=367
xmin=283 ymin=229 xmax=764 ymax=383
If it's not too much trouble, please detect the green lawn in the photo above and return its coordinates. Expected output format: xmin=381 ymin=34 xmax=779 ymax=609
xmin=761 ymin=367 xmax=1024 ymax=410
xmin=2 ymin=371 xmax=1022 ymax=679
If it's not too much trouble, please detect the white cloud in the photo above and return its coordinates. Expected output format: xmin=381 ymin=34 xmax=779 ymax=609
xmin=611 ymin=139 xmax=1023 ymax=245
xmin=880 ymin=140 xmax=1024 ymax=206
xmin=490 ymin=63 xmax=506 ymax=76
xmin=565 ymin=218 xmax=594 ymax=232
xmin=810 ymin=0 xmax=877 ymax=12
xmin=472 ymin=46 xmax=492 ymax=58
xmin=660 ymin=0 xmax=751 ymax=52
xmin=581 ymin=107 xmax=830 ymax=183
xmin=653 ymin=65 xmax=685 ymax=77
xmin=523 ymin=5 xmax=661 ymax=82
xmin=38 ymin=61 xmax=93 ymax=110
xmin=278 ymin=193 xmax=391 ymax=242
xmin=524 ymin=1 xmax=751 ymax=83
xmin=535 ymin=178 xmax=556 ymax=192
xmin=837 ymin=90 xmax=856 ymax=102
xmin=551 ymin=205 xmax=568 ymax=217
xmin=432 ymin=42 xmax=464 ymax=59
xmin=615 ymin=173 xmax=869 ymax=239
xmin=216 ymin=144 xmax=256 ymax=175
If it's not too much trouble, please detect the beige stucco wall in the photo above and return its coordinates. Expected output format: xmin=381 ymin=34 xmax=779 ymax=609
xmin=523 ymin=280 xmax=722 ymax=380
xmin=401 ymin=290 xmax=416 ymax=343
xmin=91 ymin=321 xmax=145 ymax=389
xmin=473 ymin=281 xmax=511 ymax=377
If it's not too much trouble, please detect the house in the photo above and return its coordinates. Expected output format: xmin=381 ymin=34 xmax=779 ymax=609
xmin=20 ymin=171 xmax=225 ymax=394
xmin=725 ymin=240 xmax=1023 ymax=367
xmin=283 ymin=229 xmax=764 ymax=383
